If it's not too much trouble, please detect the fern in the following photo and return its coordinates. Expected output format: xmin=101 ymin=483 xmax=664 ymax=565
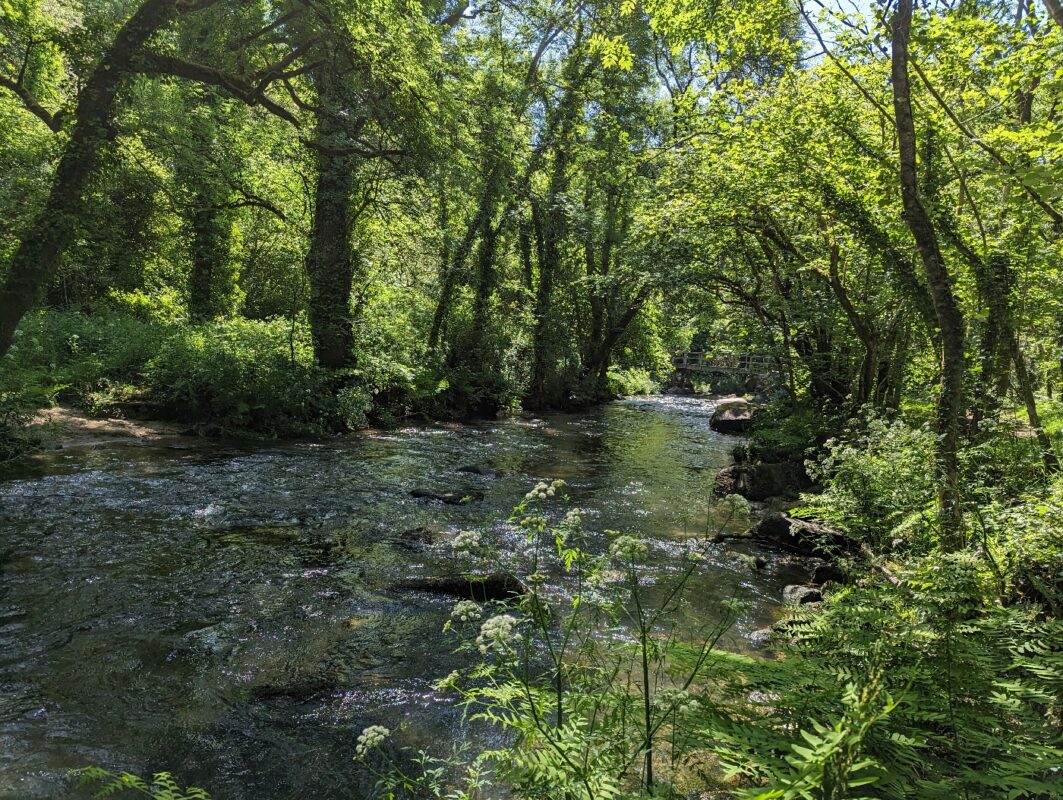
xmin=73 ymin=768 xmax=210 ymax=800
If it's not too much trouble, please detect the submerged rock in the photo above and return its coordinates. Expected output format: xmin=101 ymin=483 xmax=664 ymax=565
xmin=783 ymin=584 xmax=822 ymax=604
xmin=398 ymin=573 xmax=528 ymax=601
xmin=410 ymin=488 xmax=484 ymax=505
xmin=180 ymin=622 xmax=239 ymax=657
xmin=456 ymin=464 xmax=504 ymax=478
xmin=714 ymin=461 xmax=811 ymax=501
xmin=731 ymin=552 xmax=767 ymax=572
xmin=393 ymin=525 xmax=444 ymax=551
xmin=709 ymin=398 xmax=756 ymax=434
xmin=745 ymin=512 xmax=852 ymax=558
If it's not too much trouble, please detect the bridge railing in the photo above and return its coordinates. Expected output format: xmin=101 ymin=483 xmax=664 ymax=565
xmin=671 ymin=352 xmax=779 ymax=372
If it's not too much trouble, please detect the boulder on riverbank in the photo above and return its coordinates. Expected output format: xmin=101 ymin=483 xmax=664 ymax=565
xmin=810 ymin=562 xmax=849 ymax=586
xmin=744 ymin=512 xmax=852 ymax=558
xmin=783 ymin=584 xmax=823 ymax=604
xmin=709 ymin=397 xmax=757 ymax=434
xmin=714 ymin=461 xmax=811 ymax=501
xmin=410 ymin=488 xmax=484 ymax=504
xmin=398 ymin=572 xmax=528 ymax=601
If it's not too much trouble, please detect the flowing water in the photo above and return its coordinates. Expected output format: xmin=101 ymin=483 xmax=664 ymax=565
xmin=0 ymin=396 xmax=811 ymax=799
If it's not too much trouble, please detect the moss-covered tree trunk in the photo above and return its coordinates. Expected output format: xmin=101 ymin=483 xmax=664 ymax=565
xmin=305 ymin=135 xmax=356 ymax=369
xmin=187 ymin=188 xmax=235 ymax=321
xmin=891 ymin=0 xmax=967 ymax=544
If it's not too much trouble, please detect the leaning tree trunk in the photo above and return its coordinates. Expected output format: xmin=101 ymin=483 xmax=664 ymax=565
xmin=0 ymin=0 xmax=188 ymax=358
xmin=891 ymin=0 xmax=967 ymax=545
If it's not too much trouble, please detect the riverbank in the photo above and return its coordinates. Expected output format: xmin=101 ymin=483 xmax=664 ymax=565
xmin=1 ymin=311 xmax=668 ymax=454
xmin=28 ymin=406 xmax=194 ymax=449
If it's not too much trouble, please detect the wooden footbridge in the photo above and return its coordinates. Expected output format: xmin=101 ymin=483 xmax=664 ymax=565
xmin=671 ymin=352 xmax=777 ymax=377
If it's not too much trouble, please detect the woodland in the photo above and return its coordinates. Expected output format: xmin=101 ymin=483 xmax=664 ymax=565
xmin=1 ymin=0 xmax=1062 ymax=797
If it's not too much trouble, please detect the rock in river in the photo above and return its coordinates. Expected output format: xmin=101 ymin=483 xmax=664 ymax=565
xmin=709 ymin=398 xmax=756 ymax=434
xmin=398 ymin=573 xmax=528 ymax=601
xmin=783 ymin=584 xmax=822 ymax=605
xmin=410 ymin=488 xmax=484 ymax=504
xmin=810 ymin=562 xmax=849 ymax=586
xmin=393 ymin=525 xmax=444 ymax=551
xmin=456 ymin=464 xmax=504 ymax=478
xmin=714 ymin=461 xmax=811 ymax=501
xmin=745 ymin=512 xmax=852 ymax=558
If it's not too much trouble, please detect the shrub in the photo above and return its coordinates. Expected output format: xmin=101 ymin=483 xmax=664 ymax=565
xmin=706 ymin=551 xmax=1063 ymax=800
xmin=798 ymin=412 xmax=937 ymax=551
xmin=747 ymin=402 xmax=835 ymax=463
xmin=143 ymin=318 xmax=334 ymax=435
xmin=606 ymin=367 xmax=658 ymax=397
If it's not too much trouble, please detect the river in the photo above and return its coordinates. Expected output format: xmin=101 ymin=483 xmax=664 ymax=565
xmin=0 ymin=395 xmax=810 ymax=798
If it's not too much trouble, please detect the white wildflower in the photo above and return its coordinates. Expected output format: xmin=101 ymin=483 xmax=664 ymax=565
xmin=451 ymin=530 xmax=482 ymax=555
xmin=355 ymin=724 xmax=389 ymax=756
xmin=450 ymin=600 xmax=482 ymax=622
xmin=525 ymin=481 xmax=550 ymax=501
xmin=655 ymin=688 xmax=699 ymax=716
xmin=720 ymin=493 xmax=750 ymax=516
xmin=476 ymin=613 xmax=522 ymax=654
xmin=609 ymin=534 xmax=648 ymax=562
xmin=525 ymin=479 xmax=565 ymax=501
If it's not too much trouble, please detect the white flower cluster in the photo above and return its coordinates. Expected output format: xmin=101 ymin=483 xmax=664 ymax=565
xmin=525 ymin=479 xmax=565 ymax=501
xmin=476 ymin=613 xmax=522 ymax=654
xmin=609 ymin=534 xmax=648 ymax=562
xmin=451 ymin=600 xmax=482 ymax=622
xmin=562 ymin=508 xmax=583 ymax=527
xmin=450 ymin=530 xmax=482 ymax=555
xmin=355 ymin=724 xmax=389 ymax=756
xmin=655 ymin=688 xmax=699 ymax=716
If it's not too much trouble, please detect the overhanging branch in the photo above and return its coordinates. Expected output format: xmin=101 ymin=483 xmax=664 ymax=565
xmin=138 ymin=52 xmax=302 ymax=127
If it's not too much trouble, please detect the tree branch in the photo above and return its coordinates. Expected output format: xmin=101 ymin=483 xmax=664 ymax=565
xmin=909 ymin=56 xmax=1063 ymax=225
xmin=0 ymin=75 xmax=63 ymax=131
xmin=138 ymin=52 xmax=301 ymax=127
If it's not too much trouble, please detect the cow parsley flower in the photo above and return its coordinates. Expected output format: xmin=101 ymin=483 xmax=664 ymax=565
xmin=476 ymin=613 xmax=522 ymax=654
xmin=355 ymin=725 xmax=389 ymax=756
xmin=719 ymin=493 xmax=750 ymax=516
xmin=525 ymin=479 xmax=565 ymax=501
xmin=609 ymin=534 xmax=648 ymax=562
xmin=451 ymin=600 xmax=482 ymax=622
xmin=655 ymin=688 xmax=699 ymax=716
xmin=451 ymin=530 xmax=482 ymax=555
xmin=562 ymin=508 xmax=583 ymax=527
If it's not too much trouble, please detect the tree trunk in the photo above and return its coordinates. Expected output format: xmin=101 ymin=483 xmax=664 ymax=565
xmin=187 ymin=188 xmax=234 ymax=321
xmin=891 ymin=0 xmax=967 ymax=544
xmin=0 ymin=0 xmax=188 ymax=358
xmin=1043 ymin=0 xmax=1063 ymax=28
xmin=1010 ymin=332 xmax=1059 ymax=471
xmin=305 ymin=113 xmax=356 ymax=369
xmin=428 ymin=164 xmax=501 ymax=353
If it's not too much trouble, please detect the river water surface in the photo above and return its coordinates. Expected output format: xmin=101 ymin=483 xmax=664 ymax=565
xmin=0 ymin=396 xmax=809 ymax=799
